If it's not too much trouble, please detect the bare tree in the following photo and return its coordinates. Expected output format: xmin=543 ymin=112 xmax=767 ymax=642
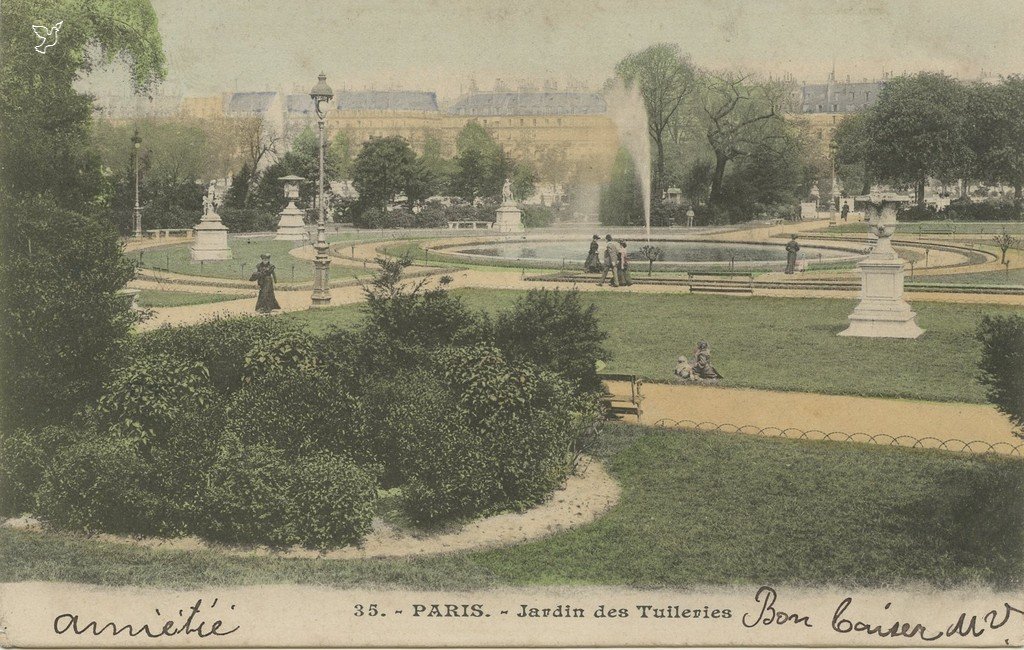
xmin=236 ymin=116 xmax=280 ymax=203
xmin=700 ymin=73 xmax=786 ymax=204
xmin=615 ymin=44 xmax=699 ymax=197
xmin=993 ymin=229 xmax=1021 ymax=264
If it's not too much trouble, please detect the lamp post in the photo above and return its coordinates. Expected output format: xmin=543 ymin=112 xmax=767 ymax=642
xmin=309 ymin=72 xmax=334 ymax=307
xmin=829 ymin=138 xmax=839 ymax=225
xmin=131 ymin=127 xmax=143 ymax=238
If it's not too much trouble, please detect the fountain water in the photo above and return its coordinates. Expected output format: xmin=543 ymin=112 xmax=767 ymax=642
xmin=605 ymin=80 xmax=651 ymax=240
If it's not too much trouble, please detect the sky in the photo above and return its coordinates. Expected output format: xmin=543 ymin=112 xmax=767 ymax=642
xmin=81 ymin=0 xmax=1024 ymax=100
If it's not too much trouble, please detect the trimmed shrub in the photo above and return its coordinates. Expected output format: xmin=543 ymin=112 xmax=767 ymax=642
xmin=493 ymin=289 xmax=608 ymax=394
xmin=977 ymin=314 xmax=1024 ymax=433
xmin=35 ymin=435 xmax=161 ymax=535
xmin=944 ymin=199 xmax=1022 ymax=222
xmin=0 ymin=425 xmax=84 ymax=516
xmin=218 ymin=207 xmax=279 ymax=233
xmin=132 ymin=317 xmax=299 ymax=394
xmin=97 ymin=353 xmax=216 ymax=445
xmin=287 ymin=451 xmax=377 ymax=550
xmin=202 ymin=438 xmax=376 ymax=549
xmin=201 ymin=438 xmax=294 ymax=546
xmin=225 ymin=365 xmax=362 ymax=458
xmin=522 ymin=204 xmax=555 ymax=228
xmin=898 ymin=205 xmax=940 ymax=222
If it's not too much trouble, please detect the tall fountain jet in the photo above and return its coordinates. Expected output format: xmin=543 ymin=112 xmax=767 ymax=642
xmin=606 ymin=80 xmax=651 ymax=240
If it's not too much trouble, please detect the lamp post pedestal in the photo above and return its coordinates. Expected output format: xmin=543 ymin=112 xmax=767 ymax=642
xmin=311 ymin=231 xmax=332 ymax=307
xmin=132 ymin=205 xmax=143 ymax=239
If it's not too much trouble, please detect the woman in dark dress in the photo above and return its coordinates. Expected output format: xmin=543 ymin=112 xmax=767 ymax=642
xmin=252 ymin=253 xmax=281 ymax=313
xmin=584 ymin=235 xmax=602 ymax=272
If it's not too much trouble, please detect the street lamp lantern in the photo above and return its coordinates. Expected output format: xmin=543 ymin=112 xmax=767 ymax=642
xmin=309 ymin=72 xmax=334 ymax=307
xmin=131 ymin=127 xmax=143 ymax=238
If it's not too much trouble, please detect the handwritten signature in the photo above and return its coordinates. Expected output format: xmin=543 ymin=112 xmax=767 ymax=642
xmin=743 ymin=585 xmax=1023 ymax=642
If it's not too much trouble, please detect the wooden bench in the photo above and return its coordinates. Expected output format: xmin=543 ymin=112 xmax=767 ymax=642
xmin=688 ymin=272 xmax=755 ymax=295
xmin=599 ymin=373 xmax=644 ymax=422
xmin=915 ymin=223 xmax=956 ymax=236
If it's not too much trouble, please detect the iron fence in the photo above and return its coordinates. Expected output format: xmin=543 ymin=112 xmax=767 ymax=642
xmin=651 ymin=418 xmax=1024 ymax=457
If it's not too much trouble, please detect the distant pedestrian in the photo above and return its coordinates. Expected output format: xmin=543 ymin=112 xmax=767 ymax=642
xmin=599 ymin=234 xmax=619 ymax=286
xmin=841 ymin=203 xmax=850 ymax=221
xmin=784 ymin=235 xmax=800 ymax=274
xmin=251 ymin=253 xmax=281 ymax=313
xmin=618 ymin=240 xmax=632 ymax=286
xmin=584 ymin=234 xmax=602 ymax=272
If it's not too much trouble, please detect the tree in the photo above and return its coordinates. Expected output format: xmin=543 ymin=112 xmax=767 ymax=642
xmin=1 ymin=0 xmax=165 ymax=211
xmin=698 ymin=73 xmax=786 ymax=205
xmin=0 ymin=0 xmax=164 ymax=430
xmin=351 ymin=136 xmax=418 ymax=210
xmin=599 ymin=148 xmax=643 ymax=226
xmin=969 ymin=77 xmax=1024 ymax=200
xmin=614 ymin=43 xmax=699 ymax=197
xmin=833 ymin=112 xmax=874 ymax=195
xmin=451 ymin=122 xmax=508 ymax=200
xmin=863 ymin=73 xmax=974 ymax=205
xmin=236 ymin=116 xmax=280 ymax=204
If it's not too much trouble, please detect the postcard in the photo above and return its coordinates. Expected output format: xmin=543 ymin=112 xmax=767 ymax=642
xmin=1 ymin=0 xmax=1022 ymax=647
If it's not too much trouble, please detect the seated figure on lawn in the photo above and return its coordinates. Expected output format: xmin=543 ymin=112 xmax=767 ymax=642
xmin=675 ymin=341 xmax=722 ymax=382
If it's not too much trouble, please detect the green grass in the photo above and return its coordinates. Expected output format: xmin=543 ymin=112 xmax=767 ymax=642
xmin=915 ymin=268 xmax=1024 ymax=287
xmin=822 ymin=221 xmax=1024 ymax=235
xmin=133 ymin=233 xmax=375 ymax=282
xmin=135 ymin=289 xmax=245 ymax=308
xmin=2 ymin=424 xmax=1020 ymax=589
xmin=287 ymin=288 xmax=1023 ymax=403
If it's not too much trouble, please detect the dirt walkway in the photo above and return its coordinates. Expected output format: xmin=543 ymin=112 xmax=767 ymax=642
xmin=610 ymin=381 xmax=1022 ymax=453
xmin=3 ymin=458 xmax=618 ymax=560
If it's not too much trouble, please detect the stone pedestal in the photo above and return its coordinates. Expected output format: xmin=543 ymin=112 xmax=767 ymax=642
xmin=800 ymin=202 xmax=817 ymax=220
xmin=275 ymin=200 xmax=308 ymax=241
xmin=494 ymin=202 xmax=525 ymax=233
xmin=190 ymin=210 xmax=231 ymax=261
xmin=839 ymin=201 xmax=924 ymax=339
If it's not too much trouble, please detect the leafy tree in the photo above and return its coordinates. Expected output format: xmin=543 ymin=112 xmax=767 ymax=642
xmin=833 ymin=112 xmax=874 ymax=195
xmin=722 ymin=122 xmax=807 ymax=218
xmin=351 ymin=136 xmax=419 ymax=210
xmin=863 ymin=73 xmax=974 ymax=205
xmin=614 ymin=43 xmax=699 ymax=197
xmin=969 ymin=77 xmax=1024 ymax=200
xmin=0 ymin=197 xmax=139 ymax=430
xmin=599 ymin=148 xmax=644 ymax=226
xmin=224 ymin=162 xmax=253 ymax=209
xmin=699 ymin=73 xmax=787 ymax=205
xmin=0 ymin=0 xmax=165 ymax=211
xmin=0 ymin=0 xmax=164 ymax=431
xmin=451 ymin=121 xmax=509 ymax=200
xmin=329 ymin=129 xmax=354 ymax=179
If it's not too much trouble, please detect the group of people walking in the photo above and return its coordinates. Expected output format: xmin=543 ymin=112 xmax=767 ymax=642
xmin=585 ymin=234 xmax=632 ymax=287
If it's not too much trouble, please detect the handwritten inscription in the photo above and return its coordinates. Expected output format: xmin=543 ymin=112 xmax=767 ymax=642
xmin=53 ymin=598 xmax=239 ymax=639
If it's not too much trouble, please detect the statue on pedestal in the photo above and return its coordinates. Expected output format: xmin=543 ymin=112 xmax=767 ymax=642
xmin=502 ymin=178 xmax=514 ymax=204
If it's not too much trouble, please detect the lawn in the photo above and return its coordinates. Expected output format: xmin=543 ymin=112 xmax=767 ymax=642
xmin=133 ymin=233 xmax=375 ymax=282
xmin=2 ymin=424 xmax=1020 ymax=589
xmin=916 ymin=268 xmax=1024 ymax=287
xmin=135 ymin=289 xmax=246 ymax=308
xmin=288 ymin=288 xmax=1023 ymax=403
xmin=822 ymin=221 xmax=1024 ymax=236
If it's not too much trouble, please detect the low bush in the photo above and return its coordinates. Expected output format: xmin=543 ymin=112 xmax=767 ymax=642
xmin=493 ymin=289 xmax=608 ymax=394
xmin=96 ymin=353 xmax=216 ymax=445
xmin=898 ymin=205 xmax=940 ymax=222
xmin=131 ymin=317 xmax=299 ymax=393
xmin=35 ymin=435 xmax=161 ymax=535
xmin=0 ymin=425 xmax=84 ymax=516
xmin=944 ymin=199 xmax=1022 ymax=222
xmin=201 ymin=438 xmax=377 ymax=550
xmin=218 ymin=207 xmax=280 ymax=233
xmin=522 ymin=205 xmax=555 ymax=228
xmin=286 ymin=451 xmax=377 ymax=550
xmin=977 ymin=314 xmax=1024 ymax=433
